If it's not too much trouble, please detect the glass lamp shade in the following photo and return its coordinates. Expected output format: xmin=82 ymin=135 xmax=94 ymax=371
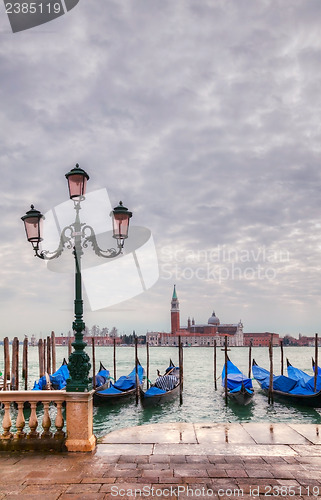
xmin=112 ymin=201 xmax=132 ymax=240
xmin=65 ymin=164 xmax=89 ymax=199
xmin=21 ymin=205 xmax=44 ymax=247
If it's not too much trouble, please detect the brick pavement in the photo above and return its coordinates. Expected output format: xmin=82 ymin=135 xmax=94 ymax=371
xmin=0 ymin=423 xmax=321 ymax=498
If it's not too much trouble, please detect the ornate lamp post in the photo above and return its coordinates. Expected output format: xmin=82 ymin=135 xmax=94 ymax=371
xmin=21 ymin=164 xmax=132 ymax=391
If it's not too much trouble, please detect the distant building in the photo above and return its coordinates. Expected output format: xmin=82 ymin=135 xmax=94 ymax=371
xmin=243 ymin=332 xmax=280 ymax=347
xmin=30 ymin=334 xmax=37 ymax=346
xmin=147 ymin=285 xmax=244 ymax=347
xmin=147 ymin=286 xmax=282 ymax=347
xmin=55 ymin=332 xmax=121 ymax=346
xmin=297 ymin=334 xmax=321 ymax=347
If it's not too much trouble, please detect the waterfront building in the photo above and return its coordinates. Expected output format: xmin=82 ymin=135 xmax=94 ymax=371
xmin=147 ymin=286 xmax=244 ymax=347
xmin=55 ymin=332 xmax=121 ymax=346
xmin=243 ymin=332 xmax=280 ymax=347
xmin=147 ymin=286 xmax=281 ymax=347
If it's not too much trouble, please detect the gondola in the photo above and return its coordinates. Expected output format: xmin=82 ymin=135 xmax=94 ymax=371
xmin=32 ymin=358 xmax=69 ymax=391
xmin=93 ymin=363 xmax=144 ymax=406
xmin=222 ymin=358 xmax=254 ymax=405
xmin=94 ymin=362 xmax=110 ymax=391
xmin=252 ymin=359 xmax=321 ymax=407
xmin=140 ymin=360 xmax=180 ymax=407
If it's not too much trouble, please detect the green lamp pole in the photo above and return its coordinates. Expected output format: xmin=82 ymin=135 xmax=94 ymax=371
xmin=21 ymin=164 xmax=132 ymax=391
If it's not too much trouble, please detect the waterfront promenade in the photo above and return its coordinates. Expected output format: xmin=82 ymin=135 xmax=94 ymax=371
xmin=1 ymin=422 xmax=321 ymax=498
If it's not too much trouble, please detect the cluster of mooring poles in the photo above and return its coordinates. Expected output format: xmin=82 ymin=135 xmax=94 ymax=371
xmin=91 ymin=334 xmax=184 ymax=405
xmin=1 ymin=332 xmax=58 ymax=391
xmin=212 ymin=333 xmax=319 ymax=405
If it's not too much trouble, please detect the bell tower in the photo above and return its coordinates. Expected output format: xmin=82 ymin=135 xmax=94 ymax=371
xmin=171 ymin=284 xmax=180 ymax=334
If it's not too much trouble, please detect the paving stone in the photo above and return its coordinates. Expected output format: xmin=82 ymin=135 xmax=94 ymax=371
xmin=116 ymin=477 xmax=138 ymax=483
xmin=65 ymin=483 xmax=101 ymax=493
xmin=10 ymin=495 xmax=60 ymax=500
xmin=276 ymin=479 xmax=301 ymax=487
xmin=3 ymin=423 xmax=321 ymax=497
xmin=169 ymin=455 xmax=187 ymax=463
xmin=81 ymin=477 xmax=116 ymax=484
xmin=186 ymin=455 xmax=210 ymax=463
xmin=93 ymin=454 xmax=120 ymax=463
xmin=246 ymin=469 xmax=274 ymax=478
xmin=207 ymin=456 xmax=228 ymax=462
xmin=136 ymin=476 xmax=160 ymax=484
xmin=134 ymin=456 xmax=149 ymax=463
xmin=59 ymin=494 xmax=105 ymax=500
xmin=174 ymin=467 xmax=209 ymax=477
xmin=141 ymin=469 xmax=173 ymax=478
xmin=225 ymin=468 xmax=248 ymax=478
xmin=110 ymin=470 xmax=142 ymax=478
xmin=149 ymin=455 xmax=169 ymax=463
xmin=181 ymin=476 xmax=211 ymax=483
xmin=206 ymin=468 xmax=228 ymax=478
xmin=115 ymin=463 xmax=138 ymax=469
xmin=25 ymin=471 xmax=83 ymax=484
xmin=0 ymin=484 xmax=26 ymax=494
xmin=19 ymin=484 xmax=67 ymax=494
xmin=270 ymin=468 xmax=296 ymax=479
xmin=195 ymin=423 xmax=256 ymax=445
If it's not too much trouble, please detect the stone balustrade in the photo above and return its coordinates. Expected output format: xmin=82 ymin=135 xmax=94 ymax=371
xmin=0 ymin=390 xmax=96 ymax=452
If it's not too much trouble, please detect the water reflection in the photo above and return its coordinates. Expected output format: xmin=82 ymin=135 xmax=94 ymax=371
xmin=225 ymin=397 xmax=255 ymax=421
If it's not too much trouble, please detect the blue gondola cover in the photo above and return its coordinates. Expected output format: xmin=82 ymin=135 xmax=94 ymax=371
xmin=253 ymin=363 xmax=321 ymax=395
xmin=33 ymin=362 xmax=70 ymax=390
xmin=222 ymin=360 xmax=253 ymax=394
xmin=96 ymin=365 xmax=144 ymax=395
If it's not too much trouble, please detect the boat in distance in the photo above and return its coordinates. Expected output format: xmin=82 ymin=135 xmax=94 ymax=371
xmin=140 ymin=360 xmax=180 ymax=407
xmin=222 ymin=358 xmax=254 ymax=405
xmin=252 ymin=359 xmax=321 ymax=407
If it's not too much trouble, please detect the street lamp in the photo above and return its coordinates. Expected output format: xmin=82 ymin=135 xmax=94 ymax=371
xmin=21 ymin=164 xmax=132 ymax=391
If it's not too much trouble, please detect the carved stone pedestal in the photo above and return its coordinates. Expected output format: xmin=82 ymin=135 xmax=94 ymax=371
xmin=65 ymin=390 xmax=96 ymax=452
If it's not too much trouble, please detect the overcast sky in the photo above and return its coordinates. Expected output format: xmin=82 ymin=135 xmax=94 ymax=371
xmin=1 ymin=0 xmax=321 ymax=339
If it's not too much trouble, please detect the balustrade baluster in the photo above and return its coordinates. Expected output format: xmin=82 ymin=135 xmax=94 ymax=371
xmin=54 ymin=401 xmax=65 ymax=439
xmin=15 ymin=402 xmax=26 ymax=439
xmin=1 ymin=402 xmax=12 ymax=440
xmin=41 ymin=402 xmax=52 ymax=439
xmin=28 ymin=401 xmax=39 ymax=439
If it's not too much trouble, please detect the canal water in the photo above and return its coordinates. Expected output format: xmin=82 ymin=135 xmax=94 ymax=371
xmin=3 ymin=345 xmax=321 ymax=437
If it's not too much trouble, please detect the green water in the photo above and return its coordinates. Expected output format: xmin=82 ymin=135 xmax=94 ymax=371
xmin=5 ymin=345 xmax=321 ymax=438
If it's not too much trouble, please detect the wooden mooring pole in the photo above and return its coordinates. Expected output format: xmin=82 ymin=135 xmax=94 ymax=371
xmin=92 ymin=337 xmax=96 ymax=390
xmin=43 ymin=338 xmax=47 ymax=375
xmin=248 ymin=341 xmax=252 ymax=379
xmin=46 ymin=336 xmax=51 ymax=375
xmin=214 ymin=339 xmax=217 ymax=390
xmin=38 ymin=339 xmax=44 ymax=378
xmin=51 ymin=331 xmax=56 ymax=374
xmin=268 ymin=337 xmax=274 ymax=404
xmin=314 ymin=333 xmax=318 ymax=392
xmin=179 ymin=336 xmax=183 ymax=405
xmin=113 ymin=338 xmax=116 ymax=382
xmin=280 ymin=340 xmax=284 ymax=376
xmin=224 ymin=336 xmax=228 ymax=405
xmin=68 ymin=337 xmax=72 ymax=358
xmin=3 ymin=337 xmax=10 ymax=390
xmin=135 ymin=336 xmax=139 ymax=405
xmin=22 ymin=336 xmax=28 ymax=390
xmin=11 ymin=337 xmax=19 ymax=391
xmin=146 ymin=341 xmax=150 ymax=390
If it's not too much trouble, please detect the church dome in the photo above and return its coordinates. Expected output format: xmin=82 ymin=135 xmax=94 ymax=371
xmin=208 ymin=311 xmax=220 ymax=325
